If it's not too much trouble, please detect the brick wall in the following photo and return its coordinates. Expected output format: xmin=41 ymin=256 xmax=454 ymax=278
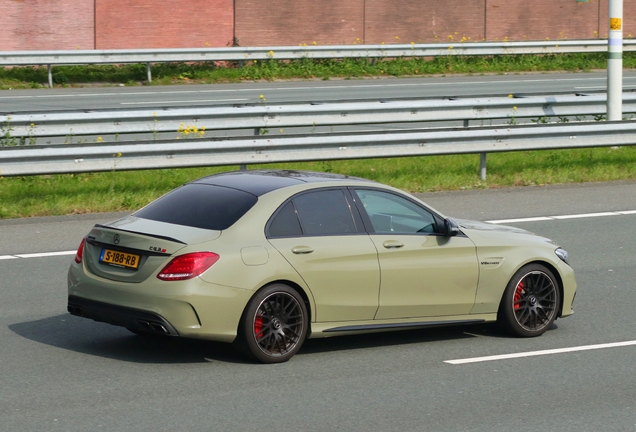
xmin=485 ymin=0 xmax=600 ymax=41
xmin=95 ymin=0 xmax=233 ymax=49
xmin=0 ymin=0 xmax=94 ymax=50
xmin=364 ymin=0 xmax=486 ymax=44
xmin=235 ymin=0 xmax=364 ymax=46
xmin=1 ymin=0 xmax=636 ymax=50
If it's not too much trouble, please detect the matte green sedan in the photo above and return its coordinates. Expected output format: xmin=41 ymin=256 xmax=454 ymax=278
xmin=68 ymin=170 xmax=576 ymax=363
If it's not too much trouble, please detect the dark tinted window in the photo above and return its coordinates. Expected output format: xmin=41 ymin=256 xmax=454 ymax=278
xmin=134 ymin=184 xmax=257 ymax=230
xmin=293 ymin=190 xmax=357 ymax=235
xmin=268 ymin=202 xmax=303 ymax=237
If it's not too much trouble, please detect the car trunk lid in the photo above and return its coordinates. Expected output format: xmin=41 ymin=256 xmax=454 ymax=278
xmin=82 ymin=216 xmax=221 ymax=283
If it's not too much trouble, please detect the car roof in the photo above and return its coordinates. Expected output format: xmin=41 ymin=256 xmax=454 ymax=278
xmin=191 ymin=169 xmax=374 ymax=196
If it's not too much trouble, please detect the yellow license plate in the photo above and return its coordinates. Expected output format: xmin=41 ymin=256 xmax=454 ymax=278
xmin=100 ymin=248 xmax=140 ymax=269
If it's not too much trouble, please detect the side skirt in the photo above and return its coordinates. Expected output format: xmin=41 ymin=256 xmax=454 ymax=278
xmin=323 ymin=319 xmax=486 ymax=333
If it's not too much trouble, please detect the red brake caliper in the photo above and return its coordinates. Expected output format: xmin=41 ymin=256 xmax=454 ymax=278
xmin=254 ymin=315 xmax=263 ymax=338
xmin=514 ymin=281 xmax=524 ymax=310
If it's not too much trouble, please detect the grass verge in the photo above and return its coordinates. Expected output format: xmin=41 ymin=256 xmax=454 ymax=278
xmin=1 ymin=146 xmax=635 ymax=219
xmin=1 ymin=52 xmax=634 ymax=88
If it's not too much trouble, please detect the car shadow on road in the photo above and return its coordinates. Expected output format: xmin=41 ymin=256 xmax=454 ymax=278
xmin=8 ymin=314 xmax=250 ymax=364
xmin=9 ymin=314 xmax=551 ymax=364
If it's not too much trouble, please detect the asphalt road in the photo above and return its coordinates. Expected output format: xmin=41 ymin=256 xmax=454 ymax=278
xmin=1 ymin=181 xmax=635 ymax=431
xmin=3 ymin=71 xmax=636 ymax=113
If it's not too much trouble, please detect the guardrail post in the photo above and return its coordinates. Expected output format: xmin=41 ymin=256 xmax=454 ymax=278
xmin=47 ymin=65 xmax=53 ymax=88
xmin=480 ymin=153 xmax=487 ymax=181
xmin=239 ymin=127 xmax=262 ymax=170
xmin=146 ymin=63 xmax=152 ymax=83
xmin=469 ymin=119 xmax=487 ymax=179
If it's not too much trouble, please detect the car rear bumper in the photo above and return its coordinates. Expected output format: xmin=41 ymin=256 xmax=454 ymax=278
xmin=68 ymin=261 xmax=254 ymax=343
xmin=68 ymin=295 xmax=180 ymax=336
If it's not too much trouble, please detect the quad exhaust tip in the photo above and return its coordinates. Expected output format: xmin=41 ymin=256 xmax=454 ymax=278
xmin=67 ymin=305 xmax=83 ymax=316
xmin=138 ymin=320 xmax=170 ymax=335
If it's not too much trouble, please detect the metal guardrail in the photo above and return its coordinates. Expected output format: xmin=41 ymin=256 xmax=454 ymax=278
xmin=3 ymin=94 xmax=635 ymax=143
xmin=1 ymin=121 xmax=635 ymax=178
xmin=1 ymin=39 xmax=634 ymax=88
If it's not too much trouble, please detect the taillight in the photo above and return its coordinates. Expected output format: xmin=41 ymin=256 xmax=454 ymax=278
xmin=157 ymin=252 xmax=219 ymax=281
xmin=74 ymin=238 xmax=86 ymax=264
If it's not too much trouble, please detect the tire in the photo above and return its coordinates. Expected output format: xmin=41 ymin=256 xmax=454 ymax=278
xmin=237 ymin=284 xmax=308 ymax=364
xmin=498 ymin=264 xmax=560 ymax=337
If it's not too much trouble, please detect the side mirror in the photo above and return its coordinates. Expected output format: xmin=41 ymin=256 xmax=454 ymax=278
xmin=444 ymin=218 xmax=459 ymax=237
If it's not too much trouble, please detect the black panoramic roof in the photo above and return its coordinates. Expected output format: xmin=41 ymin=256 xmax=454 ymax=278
xmin=192 ymin=170 xmax=372 ymax=196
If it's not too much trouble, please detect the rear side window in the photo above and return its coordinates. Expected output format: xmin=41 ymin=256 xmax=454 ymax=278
xmin=268 ymin=189 xmax=358 ymax=237
xmin=268 ymin=202 xmax=303 ymax=237
xmin=294 ymin=190 xmax=357 ymax=235
xmin=134 ymin=184 xmax=257 ymax=230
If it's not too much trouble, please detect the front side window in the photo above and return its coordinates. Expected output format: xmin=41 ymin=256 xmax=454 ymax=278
xmin=353 ymin=189 xmax=438 ymax=234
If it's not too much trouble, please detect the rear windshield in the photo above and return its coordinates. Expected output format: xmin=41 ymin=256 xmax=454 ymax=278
xmin=134 ymin=184 xmax=257 ymax=231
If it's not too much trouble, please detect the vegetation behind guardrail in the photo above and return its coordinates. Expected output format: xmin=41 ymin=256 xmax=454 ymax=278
xmin=2 ymin=41 xmax=636 ymax=89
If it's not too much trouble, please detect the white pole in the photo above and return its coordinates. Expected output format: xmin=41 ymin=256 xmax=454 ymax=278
xmin=607 ymin=0 xmax=623 ymax=121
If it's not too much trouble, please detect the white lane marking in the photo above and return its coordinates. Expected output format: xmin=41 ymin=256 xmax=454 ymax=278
xmin=487 ymin=210 xmax=636 ymax=224
xmin=488 ymin=216 xmax=553 ymax=223
xmin=445 ymin=340 xmax=636 ymax=364
xmin=552 ymin=212 xmax=617 ymax=220
xmin=120 ymin=98 xmax=248 ymax=105
xmin=0 ymin=251 xmax=76 ymax=261
xmin=15 ymin=251 xmax=76 ymax=258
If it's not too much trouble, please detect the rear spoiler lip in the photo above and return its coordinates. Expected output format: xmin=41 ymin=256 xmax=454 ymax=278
xmin=85 ymin=236 xmax=173 ymax=257
xmin=93 ymin=224 xmax=188 ymax=245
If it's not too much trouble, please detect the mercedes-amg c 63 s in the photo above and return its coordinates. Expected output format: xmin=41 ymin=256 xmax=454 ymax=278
xmin=68 ymin=170 xmax=576 ymax=363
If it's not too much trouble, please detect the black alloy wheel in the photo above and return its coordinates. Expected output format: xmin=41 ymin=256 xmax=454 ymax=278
xmin=240 ymin=284 xmax=308 ymax=363
xmin=499 ymin=264 xmax=560 ymax=337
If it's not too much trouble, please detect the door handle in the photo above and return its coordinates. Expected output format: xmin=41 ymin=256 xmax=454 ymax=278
xmin=382 ymin=240 xmax=404 ymax=249
xmin=292 ymin=246 xmax=314 ymax=255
